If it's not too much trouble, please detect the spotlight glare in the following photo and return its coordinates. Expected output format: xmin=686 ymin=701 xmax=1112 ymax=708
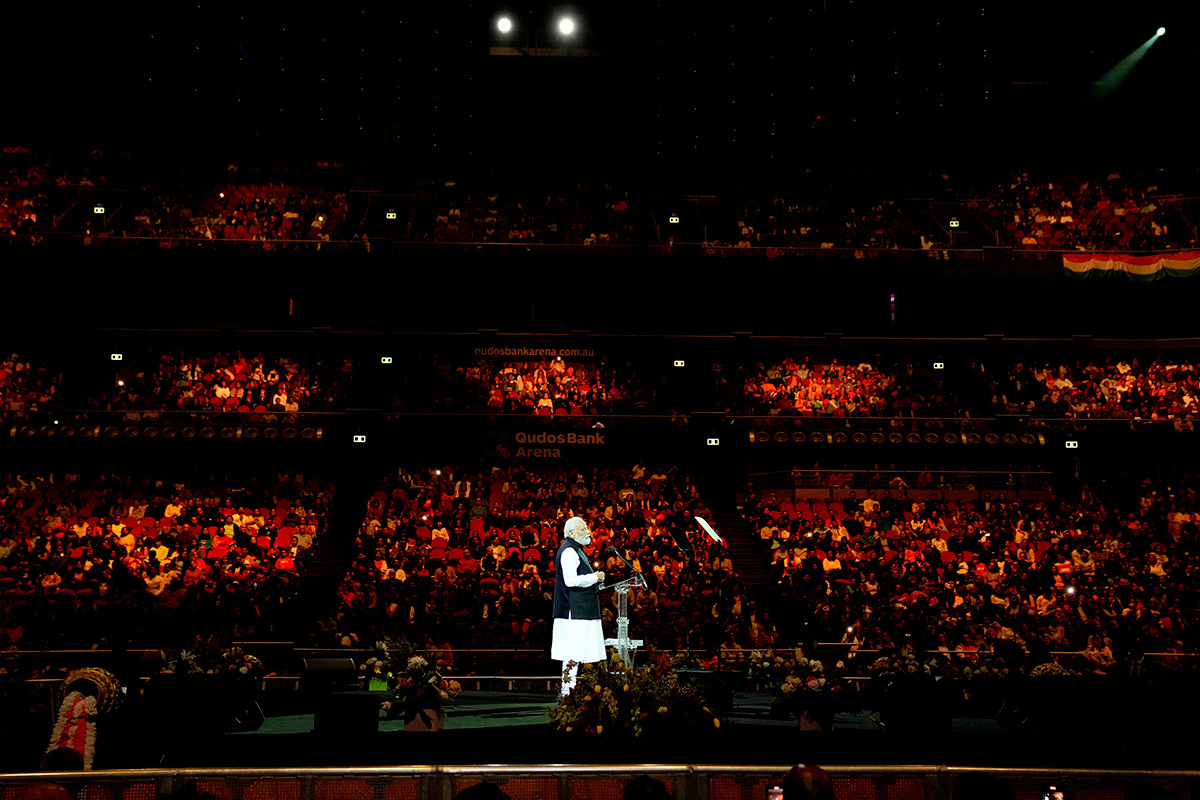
xmin=1157 ymin=27 xmax=1166 ymax=36
xmin=558 ymin=17 xmax=575 ymax=35
xmin=498 ymin=17 xmax=512 ymax=33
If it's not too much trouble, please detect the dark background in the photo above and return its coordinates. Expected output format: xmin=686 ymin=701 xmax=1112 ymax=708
xmin=8 ymin=1 xmax=1194 ymax=177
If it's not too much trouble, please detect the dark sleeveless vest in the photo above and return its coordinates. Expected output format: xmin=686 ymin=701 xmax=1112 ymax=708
xmin=553 ymin=537 xmax=601 ymax=620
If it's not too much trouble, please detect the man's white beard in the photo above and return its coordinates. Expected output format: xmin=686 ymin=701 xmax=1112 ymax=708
xmin=575 ymin=533 xmax=592 ymax=546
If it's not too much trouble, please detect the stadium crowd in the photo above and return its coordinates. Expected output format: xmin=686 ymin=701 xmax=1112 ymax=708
xmin=0 ymin=350 xmax=353 ymax=415
xmin=93 ymin=350 xmax=354 ymax=412
xmin=123 ymin=183 xmax=349 ymax=245
xmin=0 ymin=353 xmax=57 ymax=415
xmin=992 ymin=358 xmax=1200 ymax=420
xmin=425 ymin=182 xmax=640 ymax=246
xmin=981 ymin=171 xmax=1190 ymax=252
xmin=0 ymin=472 xmax=331 ymax=648
xmin=410 ymin=356 xmax=645 ymax=414
xmin=5 ymin=147 xmax=1195 ymax=254
xmin=16 ymin=346 xmax=1200 ymax=423
xmin=748 ymin=466 xmax=1199 ymax=677
xmin=731 ymin=356 xmax=963 ymax=417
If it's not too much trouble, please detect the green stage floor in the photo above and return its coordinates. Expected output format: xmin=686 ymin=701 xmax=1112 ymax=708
xmin=239 ymin=690 xmax=1005 ymax=735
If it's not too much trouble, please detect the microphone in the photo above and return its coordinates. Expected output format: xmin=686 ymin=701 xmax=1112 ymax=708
xmin=608 ymin=545 xmax=634 ymax=570
xmin=608 ymin=546 xmax=648 ymax=588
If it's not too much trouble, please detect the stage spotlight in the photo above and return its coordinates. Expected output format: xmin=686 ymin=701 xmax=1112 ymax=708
xmin=497 ymin=17 xmax=512 ymax=33
xmin=558 ymin=17 xmax=575 ymax=35
xmin=1087 ymin=30 xmax=1164 ymax=104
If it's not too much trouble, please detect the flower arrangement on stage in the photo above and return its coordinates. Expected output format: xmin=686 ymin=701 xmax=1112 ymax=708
xmin=753 ymin=648 xmax=850 ymax=730
xmin=147 ymin=643 xmax=264 ymax=683
xmin=869 ymin=650 xmax=938 ymax=681
xmin=220 ymin=647 xmax=265 ymax=682
xmin=548 ymin=652 xmax=723 ymax=738
xmin=368 ymin=639 xmax=461 ymax=718
xmin=926 ymin=653 xmax=1012 ymax=682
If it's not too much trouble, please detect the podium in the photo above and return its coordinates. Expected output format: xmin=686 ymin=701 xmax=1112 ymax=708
xmin=601 ymin=573 xmax=647 ymax=667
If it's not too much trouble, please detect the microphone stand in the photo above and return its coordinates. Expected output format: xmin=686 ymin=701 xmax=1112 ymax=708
xmin=600 ymin=546 xmax=647 ymax=668
xmin=668 ymin=528 xmax=697 ymax=662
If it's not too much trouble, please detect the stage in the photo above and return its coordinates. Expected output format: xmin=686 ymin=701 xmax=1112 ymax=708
xmin=117 ymin=688 xmax=1190 ymax=771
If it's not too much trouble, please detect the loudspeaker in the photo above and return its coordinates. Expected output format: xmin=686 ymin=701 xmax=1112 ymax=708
xmin=302 ymin=658 xmax=359 ymax=693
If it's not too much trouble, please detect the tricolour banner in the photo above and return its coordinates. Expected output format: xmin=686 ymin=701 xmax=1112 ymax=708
xmin=1063 ymin=251 xmax=1200 ymax=280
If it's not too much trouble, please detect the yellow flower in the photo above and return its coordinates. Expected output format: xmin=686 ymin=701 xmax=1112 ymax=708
xmin=713 ymin=718 xmax=721 ymax=728
xmin=566 ymin=726 xmax=573 ymax=732
xmin=657 ymin=706 xmax=668 ymax=714
xmin=623 ymin=684 xmax=629 ymax=692
xmin=594 ymin=685 xmax=602 ymax=693
xmin=596 ymin=725 xmax=603 ymax=734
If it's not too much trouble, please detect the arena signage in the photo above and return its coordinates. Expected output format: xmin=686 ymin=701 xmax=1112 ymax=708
xmin=483 ymin=429 xmax=608 ymax=459
xmin=473 ymin=347 xmax=596 ymax=358
xmin=514 ymin=430 xmax=605 ymax=458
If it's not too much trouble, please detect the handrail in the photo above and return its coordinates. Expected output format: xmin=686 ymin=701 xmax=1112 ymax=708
xmin=2 ymin=764 xmax=1200 ymax=781
xmin=4 ymin=231 xmax=1191 ymax=259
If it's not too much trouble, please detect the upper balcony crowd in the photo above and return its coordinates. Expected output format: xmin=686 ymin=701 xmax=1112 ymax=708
xmin=6 ymin=347 xmax=1200 ymax=424
xmin=2 ymin=147 xmax=1195 ymax=254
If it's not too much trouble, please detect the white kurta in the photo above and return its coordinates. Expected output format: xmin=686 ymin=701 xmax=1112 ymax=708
xmin=550 ymin=546 xmax=606 ymax=663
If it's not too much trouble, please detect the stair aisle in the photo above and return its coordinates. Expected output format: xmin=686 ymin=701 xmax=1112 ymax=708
xmin=709 ymin=509 xmax=773 ymax=594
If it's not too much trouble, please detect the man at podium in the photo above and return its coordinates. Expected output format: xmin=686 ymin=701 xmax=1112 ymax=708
xmin=551 ymin=516 xmax=606 ymax=696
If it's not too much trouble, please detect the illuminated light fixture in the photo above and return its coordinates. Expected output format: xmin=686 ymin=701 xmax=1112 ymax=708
xmin=558 ymin=17 xmax=575 ymax=35
xmin=93 ymin=205 xmax=105 ymax=214
xmin=1065 ymin=440 xmax=1079 ymax=449
xmin=434 ymin=469 xmax=442 ymax=475
xmin=949 ymin=218 xmax=960 ymax=228
xmin=1066 ymin=586 xmax=1077 ymax=595
xmin=111 ymin=353 xmax=123 ymax=361
xmin=674 ymin=360 xmax=685 ymax=367
xmin=386 ymin=209 xmax=397 ymax=220
xmin=219 ymin=192 xmax=225 ymax=198
xmin=669 ymin=215 xmax=680 ymax=224
xmin=933 ymin=362 xmax=944 ymax=370
xmin=707 ymin=438 xmax=719 ymax=446
xmin=497 ymin=17 xmax=513 ymax=32
xmin=117 ymin=380 xmax=125 ymax=387
xmin=1086 ymin=31 xmax=1164 ymax=105
xmin=353 ymin=435 xmax=366 ymax=443
xmin=381 ymin=356 xmax=393 ymax=364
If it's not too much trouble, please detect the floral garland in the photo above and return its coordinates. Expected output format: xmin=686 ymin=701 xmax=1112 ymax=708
xmin=47 ymin=691 xmax=98 ymax=769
